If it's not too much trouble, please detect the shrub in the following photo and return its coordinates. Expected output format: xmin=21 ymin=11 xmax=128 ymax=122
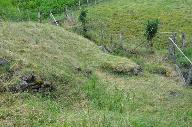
xmin=79 ymin=9 xmax=88 ymax=37
xmin=145 ymin=19 xmax=159 ymax=50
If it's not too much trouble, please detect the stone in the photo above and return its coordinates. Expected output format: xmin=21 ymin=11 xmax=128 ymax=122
xmin=0 ymin=58 xmax=8 ymax=66
xmin=9 ymin=73 xmax=55 ymax=93
xmin=132 ymin=66 xmax=143 ymax=75
xmin=84 ymin=69 xmax=92 ymax=78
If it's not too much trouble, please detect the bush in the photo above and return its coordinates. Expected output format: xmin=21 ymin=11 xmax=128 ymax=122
xmin=79 ymin=9 xmax=88 ymax=37
xmin=145 ymin=19 xmax=159 ymax=49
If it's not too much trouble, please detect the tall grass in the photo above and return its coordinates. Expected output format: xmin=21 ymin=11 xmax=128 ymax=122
xmin=83 ymin=75 xmax=129 ymax=113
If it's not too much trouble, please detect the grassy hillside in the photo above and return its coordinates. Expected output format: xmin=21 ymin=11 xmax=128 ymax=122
xmin=77 ymin=0 xmax=192 ymax=49
xmin=0 ymin=22 xmax=192 ymax=127
xmin=1 ymin=0 xmax=192 ymax=126
xmin=0 ymin=22 xmax=139 ymax=126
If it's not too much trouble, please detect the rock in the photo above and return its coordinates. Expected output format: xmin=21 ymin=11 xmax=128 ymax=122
xmin=84 ymin=69 xmax=92 ymax=78
xmin=132 ymin=66 xmax=143 ymax=75
xmin=19 ymin=80 xmax=29 ymax=91
xmin=21 ymin=74 xmax=36 ymax=83
xmin=9 ymin=73 xmax=55 ymax=93
xmin=0 ymin=58 xmax=8 ymax=66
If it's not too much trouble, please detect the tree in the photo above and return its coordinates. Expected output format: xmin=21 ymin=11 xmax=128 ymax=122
xmin=79 ymin=9 xmax=88 ymax=37
xmin=145 ymin=19 xmax=159 ymax=50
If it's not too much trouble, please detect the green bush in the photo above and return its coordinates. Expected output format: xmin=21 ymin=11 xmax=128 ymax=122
xmin=79 ymin=9 xmax=88 ymax=36
xmin=145 ymin=19 xmax=159 ymax=49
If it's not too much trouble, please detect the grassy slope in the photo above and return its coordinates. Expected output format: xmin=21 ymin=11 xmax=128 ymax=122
xmin=84 ymin=0 xmax=192 ymax=49
xmin=80 ymin=1 xmax=192 ymax=126
xmin=0 ymin=22 xmax=139 ymax=126
xmin=0 ymin=22 xmax=192 ymax=127
xmin=0 ymin=1 xmax=192 ymax=127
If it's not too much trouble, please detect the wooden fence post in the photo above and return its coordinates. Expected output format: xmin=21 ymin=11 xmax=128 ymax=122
xmin=64 ymin=6 xmax=72 ymax=23
xmin=110 ymin=34 xmax=115 ymax=52
xmin=79 ymin=0 xmax=81 ymax=9
xmin=38 ymin=11 xmax=41 ymax=23
xmin=119 ymin=33 xmax=124 ymax=48
xmin=171 ymin=33 xmax=177 ymax=63
xmin=182 ymin=32 xmax=186 ymax=51
xmin=27 ymin=9 xmax=30 ymax=21
xmin=186 ymin=66 xmax=192 ymax=86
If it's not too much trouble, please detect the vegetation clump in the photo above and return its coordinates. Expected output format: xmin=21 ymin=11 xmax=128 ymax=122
xmin=79 ymin=9 xmax=88 ymax=37
xmin=145 ymin=19 xmax=159 ymax=50
xmin=101 ymin=56 xmax=142 ymax=75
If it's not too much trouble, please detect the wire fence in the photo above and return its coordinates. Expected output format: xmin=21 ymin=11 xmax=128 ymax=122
xmin=1 ymin=0 xmax=192 ymax=86
xmin=168 ymin=32 xmax=192 ymax=86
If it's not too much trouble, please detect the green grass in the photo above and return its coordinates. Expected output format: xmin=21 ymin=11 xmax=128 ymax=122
xmin=1 ymin=1 xmax=192 ymax=126
xmin=0 ymin=22 xmax=139 ymax=126
xmin=176 ymin=47 xmax=192 ymax=67
xmin=0 ymin=20 xmax=192 ymax=126
xmin=73 ymin=0 xmax=192 ymax=49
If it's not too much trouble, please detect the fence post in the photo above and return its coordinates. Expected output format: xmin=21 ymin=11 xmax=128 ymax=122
xmin=38 ymin=11 xmax=41 ymax=23
xmin=65 ymin=6 xmax=68 ymax=17
xmin=110 ymin=34 xmax=115 ymax=52
xmin=79 ymin=0 xmax=81 ymax=9
xmin=181 ymin=32 xmax=186 ymax=51
xmin=186 ymin=66 xmax=192 ymax=86
xmin=87 ymin=0 xmax=89 ymax=6
xmin=171 ymin=33 xmax=177 ymax=63
xmin=17 ymin=7 xmax=23 ymax=21
xmin=119 ymin=33 xmax=124 ymax=48
xmin=27 ymin=9 xmax=30 ymax=21
xmin=64 ymin=6 xmax=71 ymax=23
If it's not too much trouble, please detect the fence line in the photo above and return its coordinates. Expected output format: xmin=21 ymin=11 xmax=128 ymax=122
xmin=169 ymin=37 xmax=192 ymax=65
xmin=168 ymin=33 xmax=192 ymax=86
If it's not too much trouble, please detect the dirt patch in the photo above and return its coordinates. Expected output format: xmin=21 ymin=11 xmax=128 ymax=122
xmin=9 ymin=73 xmax=55 ymax=93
